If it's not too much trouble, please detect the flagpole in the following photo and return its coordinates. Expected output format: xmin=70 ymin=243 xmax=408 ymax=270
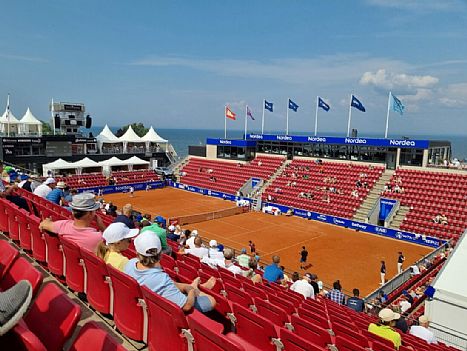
xmin=347 ymin=94 xmax=353 ymax=137
xmin=51 ymin=98 xmax=56 ymax=136
xmin=6 ymin=94 xmax=10 ymax=137
xmin=224 ymin=105 xmax=227 ymax=139
xmin=384 ymin=91 xmax=391 ymax=139
xmin=261 ymin=99 xmax=265 ymax=135
xmin=314 ymin=96 xmax=319 ymax=136
xmin=286 ymin=98 xmax=289 ymax=135
xmin=244 ymin=105 xmax=248 ymax=140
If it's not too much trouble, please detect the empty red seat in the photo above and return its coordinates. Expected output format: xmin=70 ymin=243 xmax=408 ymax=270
xmin=280 ymin=328 xmax=328 ymax=351
xmin=107 ymin=264 xmax=147 ymax=342
xmin=69 ymin=321 xmax=128 ymax=351
xmin=60 ymin=237 xmax=86 ymax=293
xmin=44 ymin=232 xmax=65 ymax=277
xmin=28 ymin=216 xmax=47 ymax=263
xmin=0 ymin=240 xmax=19 ymax=279
xmin=0 ymin=257 xmax=43 ymax=297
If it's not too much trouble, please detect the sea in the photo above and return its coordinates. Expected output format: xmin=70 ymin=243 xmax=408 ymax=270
xmin=90 ymin=127 xmax=467 ymax=161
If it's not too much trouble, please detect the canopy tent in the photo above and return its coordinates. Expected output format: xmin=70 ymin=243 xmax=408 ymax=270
xmin=123 ymin=155 xmax=150 ymax=171
xmin=42 ymin=158 xmax=75 ymax=176
xmin=97 ymin=156 xmax=128 ymax=167
xmin=118 ymin=125 xmax=145 ymax=153
xmin=141 ymin=126 xmax=168 ymax=152
xmin=71 ymin=157 xmax=100 ymax=175
xmin=19 ymin=108 xmax=43 ymax=136
xmin=0 ymin=109 xmax=20 ymax=136
xmin=96 ymin=124 xmax=122 ymax=153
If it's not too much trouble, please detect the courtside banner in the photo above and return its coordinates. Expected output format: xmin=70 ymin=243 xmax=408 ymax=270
xmin=170 ymin=182 xmax=252 ymax=204
xmin=78 ymin=181 xmax=165 ymax=195
xmin=263 ymin=202 xmax=444 ymax=248
xmin=247 ymin=134 xmax=429 ymax=149
xmin=206 ymin=138 xmax=257 ymax=147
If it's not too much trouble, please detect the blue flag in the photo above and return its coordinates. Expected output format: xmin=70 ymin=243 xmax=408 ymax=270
xmin=264 ymin=100 xmax=273 ymax=112
xmin=318 ymin=97 xmax=330 ymax=111
xmin=391 ymin=94 xmax=405 ymax=116
xmin=288 ymin=99 xmax=299 ymax=112
xmin=351 ymin=95 xmax=366 ymax=112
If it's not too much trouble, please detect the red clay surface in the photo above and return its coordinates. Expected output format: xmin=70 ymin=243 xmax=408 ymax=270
xmin=104 ymin=188 xmax=432 ymax=295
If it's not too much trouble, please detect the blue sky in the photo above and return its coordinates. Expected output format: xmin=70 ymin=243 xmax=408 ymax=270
xmin=1 ymin=0 xmax=467 ymax=137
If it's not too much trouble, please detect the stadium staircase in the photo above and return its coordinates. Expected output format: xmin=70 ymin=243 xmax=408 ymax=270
xmin=172 ymin=156 xmax=190 ymax=182
xmin=353 ymin=170 xmax=393 ymax=222
xmin=387 ymin=205 xmax=411 ymax=229
xmin=252 ymin=159 xmax=291 ymax=200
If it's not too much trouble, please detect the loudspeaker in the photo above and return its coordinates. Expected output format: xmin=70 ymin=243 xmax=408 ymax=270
xmin=54 ymin=115 xmax=60 ymax=129
xmin=351 ymin=129 xmax=358 ymax=137
xmin=85 ymin=115 xmax=92 ymax=129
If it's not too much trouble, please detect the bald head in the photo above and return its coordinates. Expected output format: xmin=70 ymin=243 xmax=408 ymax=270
xmin=123 ymin=204 xmax=132 ymax=216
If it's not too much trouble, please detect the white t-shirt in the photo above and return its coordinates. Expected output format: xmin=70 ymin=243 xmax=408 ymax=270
xmin=411 ymin=265 xmax=421 ymax=275
xmin=400 ymin=300 xmax=411 ymax=313
xmin=410 ymin=326 xmax=437 ymax=344
xmin=225 ymin=263 xmax=243 ymax=275
xmin=34 ymin=184 xmax=52 ymax=198
xmin=208 ymin=248 xmax=225 ymax=261
xmin=185 ymin=247 xmax=209 ymax=259
xmin=290 ymin=279 xmax=315 ymax=299
xmin=186 ymin=236 xmax=196 ymax=249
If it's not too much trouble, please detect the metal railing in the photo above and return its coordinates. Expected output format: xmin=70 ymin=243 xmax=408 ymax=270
xmin=430 ymin=322 xmax=467 ymax=350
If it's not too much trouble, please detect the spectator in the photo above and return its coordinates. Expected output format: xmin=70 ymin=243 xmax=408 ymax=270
xmin=236 ymin=248 xmax=250 ymax=268
xmin=291 ymin=271 xmax=300 ymax=283
xmin=347 ymin=288 xmax=365 ymax=312
xmin=139 ymin=217 xmax=170 ymax=254
xmin=113 ymin=204 xmax=135 ymax=229
xmin=439 ymin=214 xmax=448 ymax=225
xmin=180 ymin=236 xmax=208 ymax=259
xmin=45 ymin=181 xmax=67 ymax=205
xmin=308 ymin=274 xmax=320 ymax=296
xmin=242 ymin=257 xmax=262 ymax=284
xmin=207 ymin=240 xmax=224 ymax=261
xmin=33 ymin=177 xmax=56 ymax=198
xmin=410 ymin=264 xmax=421 ymax=276
xmin=326 ymin=280 xmax=346 ymax=305
xmin=410 ymin=315 xmax=437 ymax=344
xmin=97 ymin=222 xmax=139 ymax=271
xmin=0 ymin=164 xmax=29 ymax=211
xmin=17 ymin=175 xmax=35 ymax=193
xmin=263 ymin=255 xmax=284 ymax=283
xmin=290 ymin=273 xmax=315 ymax=299
xmin=185 ymin=230 xmax=198 ymax=249
xmin=39 ymin=193 xmax=105 ymax=252
xmin=433 ymin=214 xmax=441 ymax=224
xmin=0 ymin=280 xmax=33 ymax=336
xmin=223 ymin=249 xmax=243 ymax=275
xmin=166 ymin=224 xmax=178 ymax=241
xmin=368 ymin=308 xmax=402 ymax=350
xmin=397 ymin=251 xmax=405 ymax=274
xmin=125 ymin=231 xmax=217 ymax=313
xmin=399 ymin=294 xmax=411 ymax=313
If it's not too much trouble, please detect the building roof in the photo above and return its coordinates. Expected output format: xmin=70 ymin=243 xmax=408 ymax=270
xmin=141 ymin=126 xmax=168 ymax=143
xmin=20 ymin=108 xmax=42 ymax=125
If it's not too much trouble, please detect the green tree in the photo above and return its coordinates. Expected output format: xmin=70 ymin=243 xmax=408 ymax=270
xmin=115 ymin=123 xmax=149 ymax=137
xmin=40 ymin=120 xmax=53 ymax=135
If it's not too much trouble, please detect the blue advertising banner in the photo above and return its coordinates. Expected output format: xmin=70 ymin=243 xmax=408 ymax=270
xmin=263 ymin=202 xmax=443 ymax=248
xmin=78 ymin=181 xmax=165 ymax=195
xmin=170 ymin=182 xmax=252 ymax=204
xmin=206 ymin=138 xmax=257 ymax=147
xmin=247 ymin=134 xmax=429 ymax=149
xmin=379 ymin=198 xmax=398 ymax=221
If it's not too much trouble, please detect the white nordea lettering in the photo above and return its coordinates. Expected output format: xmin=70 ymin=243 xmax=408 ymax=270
xmin=219 ymin=140 xmax=232 ymax=144
xmin=276 ymin=135 xmax=292 ymax=141
xmin=389 ymin=139 xmax=416 ymax=146
xmin=345 ymin=138 xmax=367 ymax=144
xmin=307 ymin=137 xmax=327 ymax=142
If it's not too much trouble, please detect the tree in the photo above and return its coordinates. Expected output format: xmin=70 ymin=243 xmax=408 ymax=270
xmin=40 ymin=120 xmax=53 ymax=135
xmin=115 ymin=123 xmax=149 ymax=137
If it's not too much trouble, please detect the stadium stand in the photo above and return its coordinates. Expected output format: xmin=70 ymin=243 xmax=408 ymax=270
xmin=180 ymin=155 xmax=285 ymax=194
xmin=382 ymin=169 xmax=467 ymax=240
xmin=263 ymin=159 xmax=385 ymax=218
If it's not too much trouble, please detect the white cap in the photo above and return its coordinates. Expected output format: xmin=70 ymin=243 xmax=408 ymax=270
xmin=103 ymin=223 xmax=139 ymax=244
xmin=134 ymin=231 xmax=162 ymax=256
xmin=209 ymin=239 xmax=217 ymax=247
xmin=168 ymin=225 xmax=175 ymax=231
xmin=191 ymin=230 xmax=198 ymax=236
xmin=45 ymin=177 xmax=56 ymax=185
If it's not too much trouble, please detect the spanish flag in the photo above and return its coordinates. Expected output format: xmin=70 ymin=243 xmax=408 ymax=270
xmin=225 ymin=106 xmax=236 ymax=120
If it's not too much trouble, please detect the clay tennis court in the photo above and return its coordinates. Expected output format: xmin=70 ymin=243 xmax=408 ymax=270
xmin=104 ymin=187 xmax=432 ymax=295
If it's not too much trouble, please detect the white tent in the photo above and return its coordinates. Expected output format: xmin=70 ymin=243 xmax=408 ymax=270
xmin=425 ymin=231 xmax=467 ymax=349
xmin=0 ymin=109 xmax=20 ymax=136
xmin=97 ymin=156 xmax=128 ymax=167
xmin=96 ymin=124 xmax=122 ymax=153
xmin=123 ymin=155 xmax=150 ymax=171
xmin=118 ymin=125 xmax=145 ymax=153
xmin=141 ymin=126 xmax=168 ymax=152
xmin=19 ymin=108 xmax=43 ymax=136
xmin=42 ymin=158 xmax=75 ymax=176
xmin=71 ymin=157 xmax=100 ymax=175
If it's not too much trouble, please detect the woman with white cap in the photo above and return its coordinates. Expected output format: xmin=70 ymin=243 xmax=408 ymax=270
xmin=97 ymin=222 xmax=139 ymax=271
xmin=125 ymin=231 xmax=217 ymax=313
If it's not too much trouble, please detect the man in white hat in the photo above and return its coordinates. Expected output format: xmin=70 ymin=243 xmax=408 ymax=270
xmin=410 ymin=315 xmax=437 ymax=344
xmin=45 ymin=181 xmax=67 ymax=205
xmin=96 ymin=222 xmax=139 ymax=271
xmin=33 ymin=177 xmax=56 ymax=198
xmin=185 ymin=230 xmax=198 ymax=249
xmin=39 ymin=192 xmax=105 ymax=252
xmin=368 ymin=308 xmax=402 ymax=349
xmin=207 ymin=240 xmax=224 ymax=261
xmin=125 ymin=231 xmax=217 ymax=313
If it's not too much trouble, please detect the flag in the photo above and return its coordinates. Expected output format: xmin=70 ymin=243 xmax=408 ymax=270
xmin=6 ymin=94 xmax=10 ymax=121
xmin=225 ymin=106 xmax=236 ymax=120
xmin=391 ymin=94 xmax=405 ymax=116
xmin=351 ymin=95 xmax=366 ymax=112
xmin=288 ymin=99 xmax=299 ymax=112
xmin=318 ymin=97 xmax=330 ymax=111
xmin=247 ymin=106 xmax=255 ymax=120
xmin=264 ymin=100 xmax=273 ymax=112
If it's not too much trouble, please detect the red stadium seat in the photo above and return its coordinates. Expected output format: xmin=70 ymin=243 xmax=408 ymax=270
xmin=0 ymin=257 xmax=43 ymax=297
xmin=0 ymin=240 xmax=19 ymax=279
xmin=69 ymin=321 xmax=128 ymax=351
xmin=24 ymin=283 xmax=81 ymax=351
xmin=28 ymin=216 xmax=47 ymax=263
xmin=17 ymin=208 xmax=31 ymax=251
xmin=80 ymin=247 xmax=113 ymax=314
xmin=280 ymin=328 xmax=328 ymax=351
xmin=290 ymin=314 xmax=333 ymax=347
xmin=107 ymin=264 xmax=147 ymax=342
xmin=187 ymin=311 xmax=246 ymax=351
xmin=60 ymin=237 xmax=86 ymax=293
xmin=141 ymin=286 xmax=192 ymax=351
xmin=254 ymin=297 xmax=290 ymax=329
xmin=44 ymin=232 xmax=65 ymax=277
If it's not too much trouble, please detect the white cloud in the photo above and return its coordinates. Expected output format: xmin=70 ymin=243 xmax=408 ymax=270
xmin=439 ymin=83 xmax=467 ymax=107
xmin=360 ymin=69 xmax=438 ymax=90
xmin=0 ymin=53 xmax=48 ymax=63
xmin=366 ymin=0 xmax=466 ymax=12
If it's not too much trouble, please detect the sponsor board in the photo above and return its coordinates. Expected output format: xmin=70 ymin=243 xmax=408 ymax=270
xmin=78 ymin=181 xmax=164 ymax=195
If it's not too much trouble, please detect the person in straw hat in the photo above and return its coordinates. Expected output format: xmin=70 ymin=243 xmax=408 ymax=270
xmin=368 ymin=308 xmax=402 ymax=349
